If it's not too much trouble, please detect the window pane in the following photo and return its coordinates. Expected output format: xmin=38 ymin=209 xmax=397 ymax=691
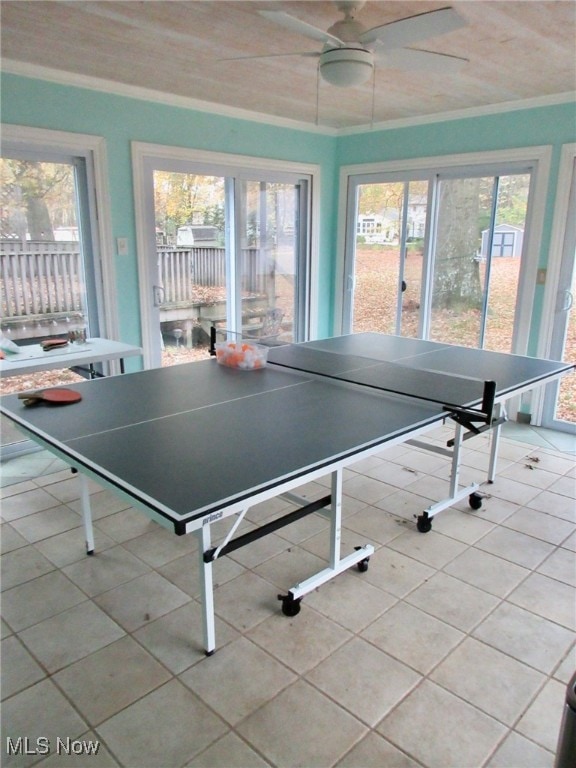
xmin=429 ymin=177 xmax=492 ymax=348
xmin=1 ymin=159 xmax=89 ymax=344
xmin=0 ymin=155 xmax=99 ymax=451
xmin=482 ymin=174 xmax=529 ymax=352
xmin=352 ymin=180 xmax=427 ymax=337
xmin=153 ymin=171 xmax=226 ymax=366
xmin=239 ymin=180 xmax=296 ymax=343
xmin=429 ymin=174 xmax=529 ymax=352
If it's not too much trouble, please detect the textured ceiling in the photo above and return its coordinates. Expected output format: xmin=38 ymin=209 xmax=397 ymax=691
xmin=2 ymin=1 xmax=575 ymax=130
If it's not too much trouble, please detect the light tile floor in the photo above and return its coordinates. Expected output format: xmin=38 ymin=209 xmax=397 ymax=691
xmin=1 ymin=423 xmax=574 ymax=768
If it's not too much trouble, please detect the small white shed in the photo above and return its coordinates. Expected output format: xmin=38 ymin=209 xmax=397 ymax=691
xmin=481 ymin=224 xmax=524 ymax=258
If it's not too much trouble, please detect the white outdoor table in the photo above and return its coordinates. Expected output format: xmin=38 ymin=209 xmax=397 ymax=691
xmin=0 ymin=338 xmax=142 ymax=378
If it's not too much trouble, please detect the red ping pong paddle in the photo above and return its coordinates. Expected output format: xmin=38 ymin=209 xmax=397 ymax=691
xmin=18 ymin=388 xmax=82 ymax=406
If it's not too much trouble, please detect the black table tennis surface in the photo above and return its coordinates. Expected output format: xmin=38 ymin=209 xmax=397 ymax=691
xmin=1 ymin=333 xmax=571 ymax=531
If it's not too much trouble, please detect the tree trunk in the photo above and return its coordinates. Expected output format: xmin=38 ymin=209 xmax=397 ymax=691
xmin=26 ymin=197 xmax=54 ymax=240
xmin=433 ymin=178 xmax=482 ymax=309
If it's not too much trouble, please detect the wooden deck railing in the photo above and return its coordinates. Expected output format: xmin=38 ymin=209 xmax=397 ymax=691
xmin=1 ymin=242 xmax=271 ymax=321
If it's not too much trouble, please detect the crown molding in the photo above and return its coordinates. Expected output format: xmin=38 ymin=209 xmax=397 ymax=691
xmin=1 ymin=59 xmax=338 ymax=136
xmin=337 ymin=91 xmax=576 ymax=135
xmin=2 ymin=59 xmax=574 ymax=137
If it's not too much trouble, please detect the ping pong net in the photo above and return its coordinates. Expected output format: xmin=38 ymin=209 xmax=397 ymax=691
xmin=265 ymin=341 xmax=498 ymax=434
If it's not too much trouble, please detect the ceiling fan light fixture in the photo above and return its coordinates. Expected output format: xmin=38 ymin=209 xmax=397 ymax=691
xmin=319 ymin=47 xmax=373 ymax=87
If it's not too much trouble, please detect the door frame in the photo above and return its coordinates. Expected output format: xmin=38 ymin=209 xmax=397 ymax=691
xmin=335 ymin=146 xmax=552 ymax=359
xmin=132 ymin=142 xmax=321 ymax=369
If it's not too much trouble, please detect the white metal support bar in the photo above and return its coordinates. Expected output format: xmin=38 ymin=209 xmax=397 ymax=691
xmin=210 ymin=507 xmax=248 ymax=561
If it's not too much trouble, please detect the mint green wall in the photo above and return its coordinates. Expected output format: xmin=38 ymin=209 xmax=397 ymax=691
xmin=2 ymin=72 xmax=574 ymax=353
xmin=1 ymin=73 xmax=338 ymax=345
xmin=337 ymin=102 xmax=576 ymax=353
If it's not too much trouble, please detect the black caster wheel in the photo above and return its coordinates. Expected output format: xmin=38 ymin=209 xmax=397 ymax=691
xmin=278 ymin=593 xmax=302 ymax=617
xmin=469 ymin=492 xmax=483 ymax=510
xmin=416 ymin=514 xmax=432 ymax=533
xmin=354 ymin=546 xmax=370 ymax=571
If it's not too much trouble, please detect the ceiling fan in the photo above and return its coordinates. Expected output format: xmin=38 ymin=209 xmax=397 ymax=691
xmin=231 ymin=2 xmax=468 ymax=87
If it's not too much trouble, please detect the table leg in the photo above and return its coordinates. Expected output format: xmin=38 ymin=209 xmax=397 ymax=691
xmin=417 ymin=420 xmax=481 ymax=532
xmin=328 ymin=468 xmax=343 ymax=569
xmin=197 ymin=524 xmax=216 ymax=656
xmin=79 ymin=474 xmax=95 ymax=555
xmin=281 ymin=469 xmax=374 ymax=611
xmin=487 ymin=403 xmax=505 ymax=483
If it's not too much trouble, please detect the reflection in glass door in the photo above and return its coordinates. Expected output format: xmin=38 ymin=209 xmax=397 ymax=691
xmin=554 ymin=266 xmax=576 ymax=426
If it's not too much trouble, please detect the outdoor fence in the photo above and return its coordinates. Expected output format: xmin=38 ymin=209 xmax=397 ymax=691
xmin=157 ymin=246 xmax=269 ymax=303
xmin=1 ymin=242 xmax=271 ymax=322
xmin=1 ymin=241 xmax=84 ymax=319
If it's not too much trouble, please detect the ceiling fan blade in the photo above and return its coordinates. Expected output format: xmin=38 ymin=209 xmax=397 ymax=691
xmin=259 ymin=10 xmax=344 ymax=46
xmin=360 ymin=7 xmax=466 ymax=49
xmin=380 ymin=47 xmax=468 ymax=73
xmin=220 ymin=52 xmax=319 ymax=62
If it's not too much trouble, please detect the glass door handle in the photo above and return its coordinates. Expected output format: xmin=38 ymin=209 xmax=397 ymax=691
xmin=561 ymin=290 xmax=573 ymax=312
xmin=153 ymin=285 xmax=165 ymax=307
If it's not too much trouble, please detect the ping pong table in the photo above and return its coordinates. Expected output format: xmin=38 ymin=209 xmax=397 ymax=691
xmin=1 ymin=332 xmax=572 ymax=655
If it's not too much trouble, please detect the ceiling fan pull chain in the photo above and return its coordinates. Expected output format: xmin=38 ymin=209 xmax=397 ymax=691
xmin=315 ymin=63 xmax=321 ymax=126
xmin=370 ymin=66 xmax=376 ymax=129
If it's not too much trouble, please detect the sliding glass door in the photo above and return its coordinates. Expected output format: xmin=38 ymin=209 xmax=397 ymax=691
xmin=344 ymin=162 xmax=534 ymax=357
xmin=136 ymin=149 xmax=312 ymax=369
